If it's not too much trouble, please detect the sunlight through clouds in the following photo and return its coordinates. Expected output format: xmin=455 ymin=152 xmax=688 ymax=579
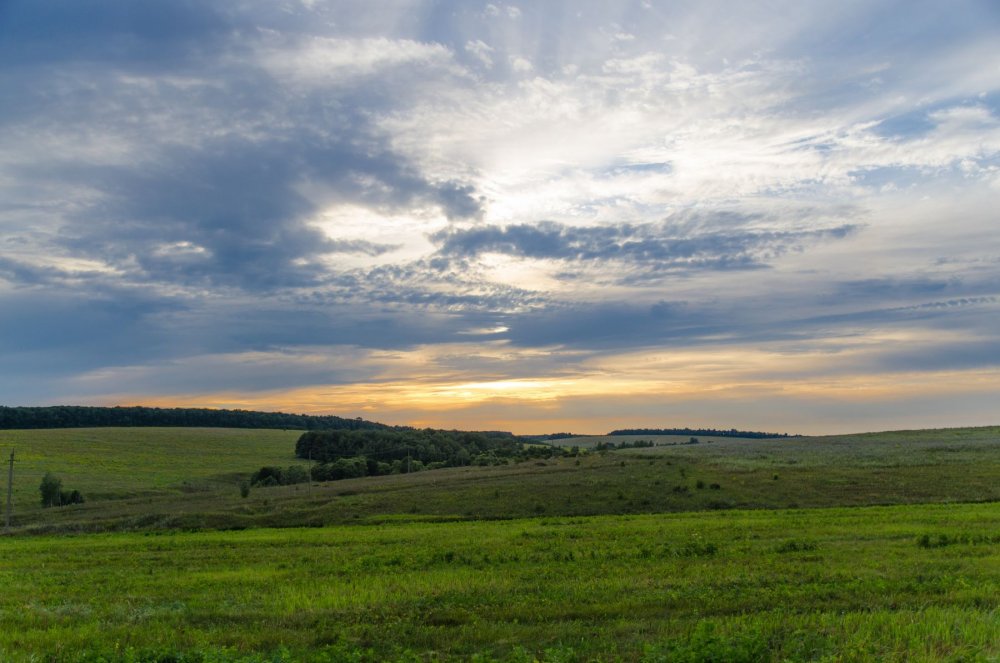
xmin=1 ymin=0 xmax=998 ymax=433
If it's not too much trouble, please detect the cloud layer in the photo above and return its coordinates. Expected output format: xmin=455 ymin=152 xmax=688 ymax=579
xmin=1 ymin=0 xmax=999 ymax=433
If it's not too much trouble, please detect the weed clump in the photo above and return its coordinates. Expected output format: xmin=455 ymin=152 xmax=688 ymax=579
xmin=776 ymin=540 xmax=818 ymax=553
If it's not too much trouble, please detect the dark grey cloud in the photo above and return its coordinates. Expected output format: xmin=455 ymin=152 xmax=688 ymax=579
xmin=432 ymin=219 xmax=859 ymax=277
xmin=829 ymin=277 xmax=959 ymax=300
xmin=499 ymin=301 xmax=720 ymax=349
xmin=0 ymin=0 xmax=485 ymax=294
xmin=0 ymin=257 xmax=73 ymax=287
xmin=872 ymin=338 xmax=1000 ymax=373
xmin=53 ymin=132 xmax=473 ymax=290
xmin=0 ymin=289 xmax=184 ymax=386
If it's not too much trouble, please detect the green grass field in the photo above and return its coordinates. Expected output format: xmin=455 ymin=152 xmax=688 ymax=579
xmin=564 ymin=427 xmax=1000 ymax=469
xmin=1 ymin=425 xmax=998 ymax=661
xmin=1 ymin=502 xmax=998 ymax=661
xmin=2 ymin=426 xmax=999 ymax=534
xmin=0 ymin=427 xmax=299 ymax=511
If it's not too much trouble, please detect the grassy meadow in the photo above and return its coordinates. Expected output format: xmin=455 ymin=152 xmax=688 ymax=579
xmin=0 ymin=427 xmax=299 ymax=512
xmin=1 ymin=502 xmax=998 ymax=661
xmin=0 ymin=425 xmax=998 ymax=660
xmin=4 ymin=426 xmax=998 ymax=534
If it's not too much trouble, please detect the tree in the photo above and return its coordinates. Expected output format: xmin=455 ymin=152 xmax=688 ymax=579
xmin=39 ymin=472 xmax=62 ymax=507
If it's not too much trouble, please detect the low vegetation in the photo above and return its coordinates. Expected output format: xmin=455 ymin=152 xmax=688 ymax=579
xmin=0 ymin=424 xmax=996 ymax=661
xmin=0 ymin=503 xmax=997 ymax=661
xmin=38 ymin=472 xmax=84 ymax=508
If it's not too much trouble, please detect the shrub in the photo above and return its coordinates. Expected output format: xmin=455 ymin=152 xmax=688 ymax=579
xmin=239 ymin=481 xmax=251 ymax=498
xmin=283 ymin=465 xmax=309 ymax=485
xmin=696 ymin=479 xmax=706 ymax=489
xmin=251 ymin=466 xmax=285 ymax=486
xmin=311 ymin=456 xmax=368 ymax=481
xmin=59 ymin=489 xmax=84 ymax=505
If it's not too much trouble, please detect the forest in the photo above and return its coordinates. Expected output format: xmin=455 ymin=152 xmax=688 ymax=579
xmin=0 ymin=405 xmax=387 ymax=431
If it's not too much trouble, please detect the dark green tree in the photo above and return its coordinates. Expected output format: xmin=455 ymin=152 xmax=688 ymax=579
xmin=39 ymin=472 xmax=62 ymax=507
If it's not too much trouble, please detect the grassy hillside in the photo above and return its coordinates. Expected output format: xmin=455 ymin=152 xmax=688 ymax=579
xmin=0 ymin=427 xmax=300 ymax=512
xmin=1 ymin=502 xmax=997 ymax=661
xmin=563 ymin=427 xmax=1000 ymax=468
xmin=3 ymin=425 xmax=998 ymax=535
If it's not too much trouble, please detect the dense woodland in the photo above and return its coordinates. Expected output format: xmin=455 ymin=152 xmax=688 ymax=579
xmin=610 ymin=427 xmax=791 ymax=439
xmin=0 ymin=405 xmax=388 ymax=431
xmin=295 ymin=428 xmax=538 ymax=480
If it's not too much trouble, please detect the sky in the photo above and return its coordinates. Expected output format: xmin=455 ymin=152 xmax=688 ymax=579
xmin=1 ymin=0 xmax=999 ymax=435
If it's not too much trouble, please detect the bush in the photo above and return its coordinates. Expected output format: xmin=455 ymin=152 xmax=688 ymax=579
xmin=239 ymin=481 xmax=251 ymax=498
xmin=60 ymin=489 xmax=84 ymax=506
xmin=283 ymin=465 xmax=309 ymax=485
xmin=311 ymin=456 xmax=368 ymax=481
xmin=251 ymin=466 xmax=285 ymax=486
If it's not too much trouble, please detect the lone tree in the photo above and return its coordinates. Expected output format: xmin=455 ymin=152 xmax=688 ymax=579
xmin=39 ymin=472 xmax=62 ymax=507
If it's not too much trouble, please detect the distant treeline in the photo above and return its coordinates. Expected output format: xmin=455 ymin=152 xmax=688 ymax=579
xmin=0 ymin=405 xmax=388 ymax=431
xmin=609 ymin=427 xmax=790 ymax=439
xmin=519 ymin=432 xmax=589 ymax=441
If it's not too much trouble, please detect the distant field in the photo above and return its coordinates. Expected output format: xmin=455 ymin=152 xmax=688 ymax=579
xmin=557 ymin=427 xmax=1000 ymax=468
xmin=1 ymin=502 xmax=997 ymax=661
xmin=3 ymin=425 xmax=996 ymax=535
xmin=556 ymin=433 xmax=770 ymax=449
xmin=0 ymin=427 xmax=300 ymax=513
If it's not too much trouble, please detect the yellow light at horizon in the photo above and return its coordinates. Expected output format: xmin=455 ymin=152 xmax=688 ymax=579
xmin=84 ymin=331 xmax=1000 ymax=434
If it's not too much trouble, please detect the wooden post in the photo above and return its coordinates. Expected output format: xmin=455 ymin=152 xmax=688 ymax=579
xmin=5 ymin=451 xmax=12 ymax=531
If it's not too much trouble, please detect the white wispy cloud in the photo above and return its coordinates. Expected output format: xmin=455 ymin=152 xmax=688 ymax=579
xmin=1 ymin=0 xmax=998 ymax=432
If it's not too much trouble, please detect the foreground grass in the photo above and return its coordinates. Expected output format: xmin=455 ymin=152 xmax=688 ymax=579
xmin=0 ymin=502 xmax=998 ymax=661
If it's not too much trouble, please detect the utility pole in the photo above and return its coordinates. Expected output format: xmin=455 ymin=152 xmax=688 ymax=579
xmin=5 ymin=451 xmax=13 ymax=531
